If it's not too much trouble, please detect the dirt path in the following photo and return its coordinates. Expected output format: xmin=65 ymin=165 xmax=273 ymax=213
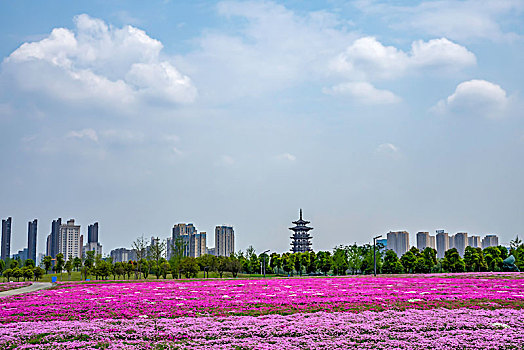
xmin=0 ymin=282 xmax=53 ymax=297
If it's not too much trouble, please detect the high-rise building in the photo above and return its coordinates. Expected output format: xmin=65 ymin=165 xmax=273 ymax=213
xmin=482 ymin=234 xmax=499 ymax=249
xmin=386 ymin=231 xmax=409 ymax=257
xmin=207 ymin=247 xmax=216 ymax=256
xmin=430 ymin=236 xmax=436 ymax=250
xmin=417 ymin=232 xmax=431 ymax=251
xmin=46 ymin=218 xmax=62 ymax=258
xmin=436 ymin=230 xmax=449 ymax=259
xmin=468 ymin=236 xmax=481 ymax=248
xmin=454 ymin=232 xmax=468 ymax=257
xmin=448 ymin=234 xmax=455 ymax=250
xmin=172 ymin=223 xmax=196 ymax=257
xmin=1 ymin=217 xmax=12 ymax=261
xmin=87 ymin=222 xmax=99 ymax=243
xmin=12 ymin=248 xmax=28 ymax=261
xmin=27 ymin=219 xmax=38 ymax=262
xmin=110 ymin=248 xmax=136 ymax=263
xmin=216 ymin=225 xmax=235 ymax=257
xmin=58 ymin=219 xmax=83 ymax=261
xmin=191 ymin=232 xmax=207 ymax=258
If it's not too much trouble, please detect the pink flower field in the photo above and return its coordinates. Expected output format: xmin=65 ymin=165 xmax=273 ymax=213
xmin=1 ymin=274 xmax=524 ymax=349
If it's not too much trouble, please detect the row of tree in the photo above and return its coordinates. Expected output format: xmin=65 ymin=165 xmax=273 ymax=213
xmin=2 ymin=236 xmax=523 ymax=282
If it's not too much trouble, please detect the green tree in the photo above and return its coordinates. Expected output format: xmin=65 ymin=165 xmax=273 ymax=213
xmin=197 ymin=254 xmax=218 ymax=276
xmin=168 ymin=237 xmax=187 ymax=279
xmin=442 ymin=248 xmax=465 ymax=273
xmin=149 ymin=237 xmax=166 ymax=279
xmin=269 ymin=253 xmax=280 ymax=274
xmin=55 ymin=253 xmax=65 ymax=280
xmin=132 ymin=236 xmax=147 ymax=279
xmin=12 ymin=267 xmax=23 ymax=281
xmin=0 ymin=259 xmax=5 ymax=274
xmin=33 ymin=266 xmax=44 ymax=281
xmin=346 ymin=244 xmax=363 ymax=274
xmin=3 ymin=268 xmax=12 ymax=281
xmin=382 ymin=250 xmax=403 ymax=274
xmin=317 ymin=251 xmax=333 ymax=275
xmin=282 ymin=253 xmax=294 ymax=276
xmin=464 ymin=246 xmax=487 ymax=272
xmin=332 ymin=246 xmax=349 ymax=275
xmin=217 ymin=256 xmax=229 ymax=278
xmin=228 ymin=254 xmax=242 ymax=278
xmin=180 ymin=257 xmax=199 ymax=278
xmin=400 ymin=250 xmax=417 ymax=274
xmin=22 ymin=266 xmax=34 ymax=281
xmin=64 ymin=259 xmax=73 ymax=280
xmin=24 ymin=259 xmax=35 ymax=268
xmin=42 ymin=256 xmax=52 ymax=275
xmin=306 ymin=251 xmax=317 ymax=274
xmin=73 ymin=257 xmax=82 ymax=272
xmin=483 ymin=246 xmax=503 ymax=272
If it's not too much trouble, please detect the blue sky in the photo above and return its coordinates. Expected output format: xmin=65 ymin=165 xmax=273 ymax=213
xmin=0 ymin=0 xmax=523 ymax=255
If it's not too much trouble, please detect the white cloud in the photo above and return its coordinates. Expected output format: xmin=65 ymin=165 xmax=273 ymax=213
xmin=276 ymin=153 xmax=297 ymax=161
xmin=433 ymin=79 xmax=509 ymax=119
xmin=375 ymin=143 xmax=400 ymax=156
xmin=66 ymin=128 xmax=99 ymax=142
xmin=323 ymin=82 xmax=400 ymax=104
xmin=331 ymin=36 xmax=475 ymax=80
xmin=354 ymin=0 xmax=523 ymax=42
xmin=2 ymin=14 xmax=196 ymax=111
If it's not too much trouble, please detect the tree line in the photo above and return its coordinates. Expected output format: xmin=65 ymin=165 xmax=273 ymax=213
xmin=2 ymin=236 xmax=523 ymax=282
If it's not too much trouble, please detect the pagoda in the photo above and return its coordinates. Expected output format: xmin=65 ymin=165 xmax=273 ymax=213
xmin=289 ymin=209 xmax=313 ymax=253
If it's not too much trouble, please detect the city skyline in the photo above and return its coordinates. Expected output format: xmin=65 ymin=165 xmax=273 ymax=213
xmin=0 ymin=1 xmax=523 ymax=255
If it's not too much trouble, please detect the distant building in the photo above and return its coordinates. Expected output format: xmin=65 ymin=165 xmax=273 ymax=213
xmin=216 ymin=225 xmax=235 ymax=257
xmin=166 ymin=237 xmax=173 ymax=259
xmin=12 ymin=248 xmax=28 ymax=261
xmin=1 ymin=217 xmax=12 ymax=261
xmin=482 ymin=234 xmax=499 ymax=249
xmin=110 ymin=248 xmax=136 ymax=263
xmin=448 ymin=234 xmax=455 ymax=250
xmin=46 ymin=218 xmax=62 ymax=258
xmin=468 ymin=236 xmax=481 ymax=248
xmin=27 ymin=219 xmax=38 ymax=262
xmin=417 ymin=232 xmax=430 ymax=251
xmin=454 ymin=232 xmax=468 ymax=257
xmin=436 ymin=230 xmax=449 ymax=259
xmin=58 ymin=219 xmax=83 ymax=261
xmin=87 ymin=222 xmax=99 ymax=243
xmin=172 ymin=223 xmax=207 ymax=258
xmin=83 ymin=242 xmax=102 ymax=258
xmin=386 ymin=231 xmax=409 ymax=257
xmin=207 ymin=247 xmax=216 ymax=256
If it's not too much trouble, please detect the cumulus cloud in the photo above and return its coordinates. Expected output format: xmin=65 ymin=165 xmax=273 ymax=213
xmin=2 ymin=14 xmax=197 ymax=111
xmin=433 ymin=79 xmax=509 ymax=119
xmin=331 ymin=37 xmax=475 ymax=80
xmin=323 ymin=82 xmax=400 ymax=104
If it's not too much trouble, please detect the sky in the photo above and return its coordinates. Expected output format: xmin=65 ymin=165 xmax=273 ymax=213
xmin=0 ymin=0 xmax=523 ymax=256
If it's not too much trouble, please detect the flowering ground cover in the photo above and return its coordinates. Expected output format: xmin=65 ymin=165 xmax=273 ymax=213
xmin=0 ymin=282 xmax=31 ymax=292
xmin=1 ymin=274 xmax=524 ymax=349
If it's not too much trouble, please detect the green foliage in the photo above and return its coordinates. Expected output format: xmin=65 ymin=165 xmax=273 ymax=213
xmin=442 ymin=248 xmax=465 ymax=273
xmin=332 ymin=246 xmax=349 ymax=275
xmin=464 ymin=246 xmax=487 ymax=272
xmin=22 ymin=266 xmax=34 ymax=281
xmin=33 ymin=266 xmax=44 ymax=281
xmin=24 ymin=259 xmax=35 ymax=268
xmin=483 ymin=246 xmax=504 ymax=272
xmin=316 ymin=251 xmax=332 ymax=275
xmin=400 ymin=251 xmax=417 ymax=274
xmin=42 ymin=256 xmax=52 ymax=274
xmin=180 ymin=257 xmax=199 ymax=278
xmin=382 ymin=250 xmax=403 ymax=274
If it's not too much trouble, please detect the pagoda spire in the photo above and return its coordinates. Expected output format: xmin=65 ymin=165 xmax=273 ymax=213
xmin=300 ymin=208 xmax=303 ymax=220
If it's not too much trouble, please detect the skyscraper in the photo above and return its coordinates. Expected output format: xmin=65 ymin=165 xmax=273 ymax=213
xmin=386 ymin=231 xmax=409 ymax=257
xmin=1 ymin=217 xmax=12 ymax=261
xmin=454 ymin=232 xmax=468 ymax=257
xmin=87 ymin=222 xmax=99 ymax=243
xmin=59 ymin=219 xmax=83 ymax=261
xmin=215 ymin=225 xmax=235 ymax=257
xmin=468 ymin=236 xmax=481 ymax=248
xmin=436 ymin=230 xmax=449 ymax=259
xmin=27 ymin=219 xmax=38 ymax=262
xmin=416 ymin=232 xmax=430 ymax=251
xmin=46 ymin=218 xmax=62 ymax=258
xmin=172 ymin=223 xmax=197 ymax=257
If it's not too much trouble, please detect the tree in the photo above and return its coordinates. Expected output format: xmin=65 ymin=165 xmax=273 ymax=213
xmin=33 ymin=266 xmax=44 ymax=281
xmin=306 ymin=251 xmax=317 ymax=274
xmin=292 ymin=253 xmax=303 ymax=276
xmin=217 ymin=256 xmax=229 ymax=278
xmin=346 ymin=244 xmax=363 ymax=274
xmin=168 ymin=237 xmax=187 ymax=279
xmin=64 ymin=259 xmax=73 ymax=280
xmin=0 ymin=259 xmax=5 ymax=274
xmin=160 ymin=260 xmax=170 ymax=279
xmin=400 ymin=251 xmax=417 ymax=274
xmin=483 ymin=246 xmax=503 ymax=272
xmin=12 ymin=267 xmax=23 ymax=281
xmin=42 ymin=256 xmax=52 ymax=275
xmin=22 ymin=266 xmax=34 ymax=281
xmin=510 ymin=236 xmax=522 ymax=251
xmin=149 ymin=237 xmax=166 ymax=279
xmin=246 ymin=246 xmax=258 ymax=274
xmin=464 ymin=246 xmax=487 ymax=272
xmin=421 ymin=247 xmax=438 ymax=272
xmin=3 ymin=268 xmax=12 ymax=282
xmin=332 ymin=246 xmax=349 ymax=276
xmin=316 ymin=251 xmax=332 ymax=275
xmin=269 ymin=253 xmax=280 ymax=274
xmin=228 ymin=254 xmax=242 ymax=278
xmin=132 ymin=236 xmax=147 ymax=279
xmin=55 ymin=253 xmax=65 ymax=279
xmin=442 ymin=248 xmax=465 ymax=273
xmin=282 ymin=253 xmax=294 ymax=276
xmin=197 ymin=254 xmax=218 ymax=276
xmin=382 ymin=250 xmax=403 ymax=274
xmin=180 ymin=257 xmax=199 ymax=278
xmin=73 ymin=257 xmax=82 ymax=272
xmin=140 ymin=259 xmax=150 ymax=279
xmin=25 ymin=259 xmax=35 ymax=268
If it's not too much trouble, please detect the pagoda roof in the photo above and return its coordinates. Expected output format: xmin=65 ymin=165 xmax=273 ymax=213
xmin=289 ymin=225 xmax=313 ymax=231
